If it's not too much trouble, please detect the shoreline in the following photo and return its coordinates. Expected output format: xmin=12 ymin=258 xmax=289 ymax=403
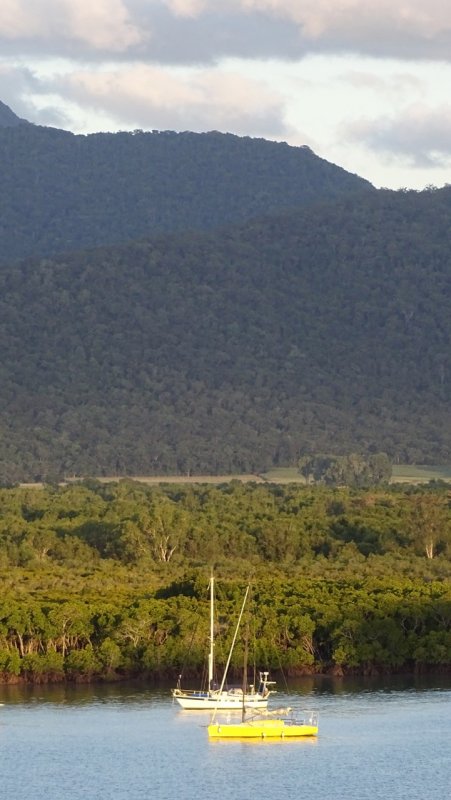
xmin=2 ymin=662 xmax=451 ymax=685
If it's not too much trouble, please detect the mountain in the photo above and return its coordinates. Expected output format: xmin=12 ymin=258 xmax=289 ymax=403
xmin=1 ymin=184 xmax=451 ymax=482
xmin=0 ymin=100 xmax=27 ymax=128
xmin=0 ymin=120 xmax=372 ymax=263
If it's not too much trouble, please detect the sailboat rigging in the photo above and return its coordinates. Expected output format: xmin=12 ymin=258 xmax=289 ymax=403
xmin=172 ymin=574 xmax=275 ymax=710
xmin=207 ymin=582 xmax=319 ymax=739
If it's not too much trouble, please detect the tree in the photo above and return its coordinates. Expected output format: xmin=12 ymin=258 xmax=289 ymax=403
xmin=298 ymin=453 xmax=391 ymax=487
xmin=406 ymin=494 xmax=451 ymax=559
xmin=142 ymin=496 xmax=190 ymax=563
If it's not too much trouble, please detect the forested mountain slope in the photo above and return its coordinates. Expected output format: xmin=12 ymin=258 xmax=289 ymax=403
xmin=0 ymin=100 xmax=27 ymax=127
xmin=1 ymin=185 xmax=451 ymax=481
xmin=0 ymin=110 xmax=371 ymax=263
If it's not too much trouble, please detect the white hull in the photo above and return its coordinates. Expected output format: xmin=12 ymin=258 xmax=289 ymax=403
xmin=173 ymin=690 xmax=269 ymax=710
xmin=171 ymin=575 xmax=276 ymax=711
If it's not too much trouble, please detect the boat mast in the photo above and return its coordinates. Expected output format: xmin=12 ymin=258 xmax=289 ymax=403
xmin=210 ymin=584 xmax=250 ymax=723
xmin=242 ymin=615 xmax=249 ymax=722
xmin=208 ymin=572 xmax=214 ymax=690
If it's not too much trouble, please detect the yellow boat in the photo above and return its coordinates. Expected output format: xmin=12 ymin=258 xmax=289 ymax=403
xmin=208 ymin=707 xmax=318 ymax=739
xmin=205 ymin=585 xmax=318 ymax=740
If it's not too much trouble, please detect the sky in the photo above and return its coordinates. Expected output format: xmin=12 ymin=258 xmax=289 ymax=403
xmin=1 ymin=0 xmax=451 ymax=189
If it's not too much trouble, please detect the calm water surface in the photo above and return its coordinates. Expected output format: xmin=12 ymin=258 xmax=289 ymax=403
xmin=0 ymin=677 xmax=450 ymax=800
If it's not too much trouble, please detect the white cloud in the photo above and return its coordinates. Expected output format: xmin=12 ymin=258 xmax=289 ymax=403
xmin=66 ymin=0 xmax=142 ymax=51
xmin=0 ymin=0 xmax=142 ymax=53
xmin=342 ymin=70 xmax=422 ymax=96
xmin=166 ymin=0 xmax=208 ymax=16
xmin=346 ymin=104 xmax=451 ymax=167
xmin=2 ymin=1 xmax=451 ymax=62
xmin=0 ymin=0 xmax=48 ymax=38
xmin=239 ymin=1 xmax=451 ymax=38
xmin=2 ymin=4 xmax=451 ymax=190
xmin=143 ymin=1 xmax=451 ymax=62
xmin=191 ymin=0 xmax=451 ymax=36
xmin=46 ymin=65 xmax=290 ymax=138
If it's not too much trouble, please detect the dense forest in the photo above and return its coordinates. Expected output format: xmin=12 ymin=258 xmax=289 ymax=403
xmin=0 ymin=185 xmax=451 ymax=479
xmin=1 ymin=101 xmax=451 ymax=479
xmin=0 ymin=480 xmax=450 ymax=683
xmin=1 ymin=105 xmax=449 ymax=686
xmin=0 ymin=104 xmax=370 ymax=263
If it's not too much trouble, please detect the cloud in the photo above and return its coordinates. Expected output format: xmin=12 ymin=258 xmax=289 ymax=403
xmin=2 ymin=1 xmax=451 ymax=63
xmin=346 ymin=105 xmax=451 ymax=168
xmin=0 ymin=0 xmax=142 ymax=56
xmin=0 ymin=64 xmax=64 ymax=124
xmin=342 ymin=70 xmax=422 ymax=95
xmin=0 ymin=64 xmax=74 ymax=126
xmin=45 ymin=65 xmax=291 ymax=138
xmin=0 ymin=64 xmax=36 ymax=109
xmin=2 ymin=2 xmax=450 ymax=192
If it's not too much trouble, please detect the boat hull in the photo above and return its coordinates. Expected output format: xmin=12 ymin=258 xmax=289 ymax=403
xmin=173 ymin=691 xmax=269 ymax=710
xmin=208 ymin=719 xmax=318 ymax=738
xmin=171 ymin=575 xmax=276 ymax=710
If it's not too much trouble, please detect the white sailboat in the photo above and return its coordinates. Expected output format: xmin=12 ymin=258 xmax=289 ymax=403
xmin=172 ymin=575 xmax=275 ymax=710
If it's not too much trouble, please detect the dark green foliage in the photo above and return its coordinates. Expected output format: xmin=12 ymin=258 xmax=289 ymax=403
xmin=0 ymin=187 xmax=451 ymax=477
xmin=299 ymin=453 xmax=392 ymax=487
xmin=0 ymin=480 xmax=450 ymax=680
xmin=0 ymin=123 xmax=371 ymax=263
xmin=0 ymin=107 xmax=450 ymax=480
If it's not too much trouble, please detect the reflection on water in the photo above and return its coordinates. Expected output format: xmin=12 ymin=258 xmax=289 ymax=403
xmin=1 ymin=673 xmax=450 ymax=707
xmin=0 ymin=677 xmax=450 ymax=800
xmin=208 ymin=736 xmax=319 ymax=748
xmin=286 ymin=672 xmax=451 ymax=695
xmin=0 ymin=681 xmax=169 ymax=707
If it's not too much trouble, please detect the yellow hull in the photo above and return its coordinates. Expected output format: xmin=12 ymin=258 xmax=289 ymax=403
xmin=208 ymin=719 xmax=318 ymax=739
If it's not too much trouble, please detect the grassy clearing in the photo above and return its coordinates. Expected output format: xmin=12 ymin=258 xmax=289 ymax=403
xmin=264 ymin=465 xmax=451 ymax=484
xmin=260 ymin=467 xmax=304 ymax=482
xmin=391 ymin=464 xmax=451 ymax=483
xmin=20 ymin=465 xmax=451 ymax=489
xmin=99 ymin=473 xmax=267 ymax=484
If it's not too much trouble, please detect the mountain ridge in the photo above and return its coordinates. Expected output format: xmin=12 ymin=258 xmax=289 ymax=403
xmin=0 ymin=100 xmax=28 ymax=128
xmin=1 ymin=99 xmax=449 ymax=482
xmin=0 ymin=114 xmax=372 ymax=263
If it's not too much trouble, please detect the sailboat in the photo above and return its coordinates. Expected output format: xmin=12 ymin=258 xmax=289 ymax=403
xmin=208 ymin=589 xmax=318 ymax=738
xmin=207 ymin=707 xmax=319 ymax=739
xmin=172 ymin=576 xmax=275 ymax=710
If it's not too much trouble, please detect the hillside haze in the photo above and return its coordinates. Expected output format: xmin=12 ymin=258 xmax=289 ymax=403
xmin=1 ymin=183 xmax=451 ymax=481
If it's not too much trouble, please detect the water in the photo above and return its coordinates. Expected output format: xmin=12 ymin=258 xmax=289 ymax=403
xmin=0 ymin=678 xmax=450 ymax=800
